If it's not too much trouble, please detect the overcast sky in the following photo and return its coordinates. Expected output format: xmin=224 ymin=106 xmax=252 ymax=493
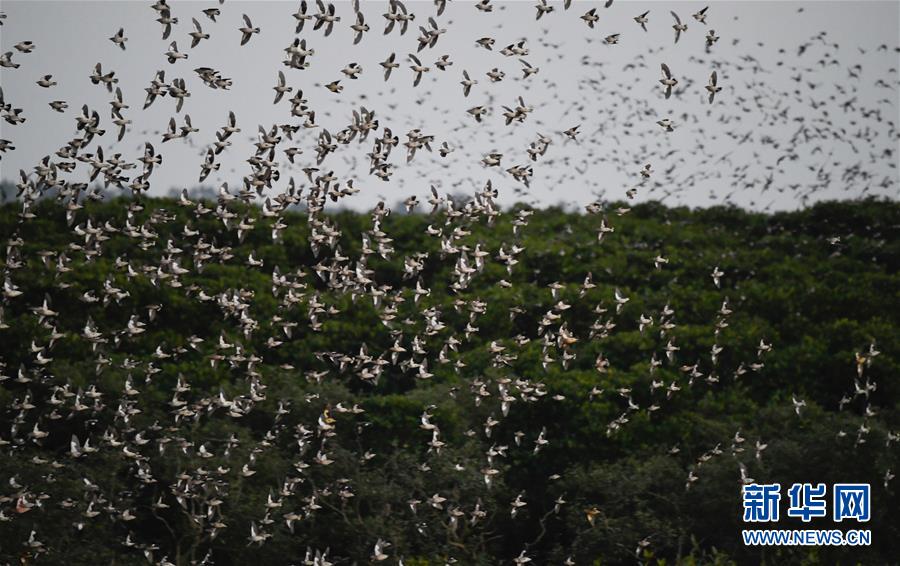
xmin=1 ymin=0 xmax=898 ymax=211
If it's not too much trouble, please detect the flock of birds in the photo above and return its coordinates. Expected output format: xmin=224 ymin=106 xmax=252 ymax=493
xmin=0 ymin=0 xmax=897 ymax=564
xmin=2 ymin=0 xmax=896 ymax=210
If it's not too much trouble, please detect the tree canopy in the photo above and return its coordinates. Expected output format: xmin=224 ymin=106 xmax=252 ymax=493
xmin=0 ymin=196 xmax=897 ymax=565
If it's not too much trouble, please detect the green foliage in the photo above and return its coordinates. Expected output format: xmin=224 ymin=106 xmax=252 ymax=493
xmin=0 ymin=197 xmax=897 ymax=565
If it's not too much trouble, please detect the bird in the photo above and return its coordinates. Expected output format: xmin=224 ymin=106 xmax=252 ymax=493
xmin=239 ymin=14 xmax=260 ymax=45
xmin=351 ymin=11 xmax=369 ymax=44
xmin=36 ymin=74 xmax=56 ymax=88
xmin=408 ymin=53 xmax=429 ymax=87
xmin=247 ymin=522 xmax=270 ymax=545
xmin=156 ymin=9 xmax=177 ymax=40
xmin=341 ymin=61 xmax=364 ymax=81
xmin=189 ymin=18 xmax=210 ymax=48
xmin=711 ymin=266 xmax=724 ymax=288
xmin=1 ymin=51 xmax=20 ymax=68
xmin=460 ymin=70 xmax=477 ymax=96
xmin=792 ymin=395 xmax=807 ymax=416
xmin=293 ymin=1 xmax=312 ymax=31
xmin=634 ymin=10 xmax=649 ymax=31
xmin=535 ymin=0 xmax=553 ymax=20
xmin=671 ymin=11 xmax=687 ymax=43
xmin=381 ymin=53 xmax=399 ymax=81
xmin=581 ymin=8 xmax=599 ymax=28
xmin=273 ymin=71 xmax=292 ymax=104
xmin=165 ymin=41 xmax=187 ymax=64
xmin=519 ymin=59 xmax=539 ymax=79
xmin=109 ymin=28 xmax=127 ymax=50
xmin=659 ymin=64 xmax=678 ymax=99
xmin=692 ymin=6 xmax=709 ymax=24
xmin=476 ymin=37 xmax=495 ymax=50
xmin=706 ymin=71 xmax=721 ymax=103
xmin=372 ymin=538 xmax=390 ymax=561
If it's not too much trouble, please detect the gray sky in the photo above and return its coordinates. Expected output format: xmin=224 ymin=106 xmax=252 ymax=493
xmin=1 ymin=0 xmax=898 ymax=211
